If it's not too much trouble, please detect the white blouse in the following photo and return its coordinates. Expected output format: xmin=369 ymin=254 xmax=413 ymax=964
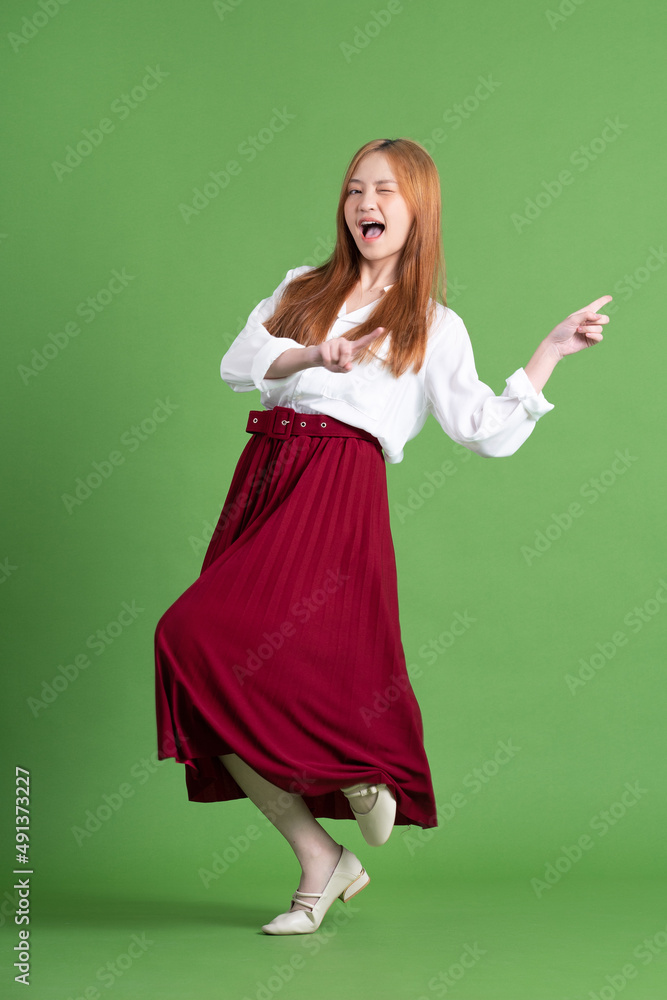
xmin=220 ymin=265 xmax=554 ymax=464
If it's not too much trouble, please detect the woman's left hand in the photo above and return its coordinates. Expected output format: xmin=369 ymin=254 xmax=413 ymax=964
xmin=546 ymin=295 xmax=613 ymax=358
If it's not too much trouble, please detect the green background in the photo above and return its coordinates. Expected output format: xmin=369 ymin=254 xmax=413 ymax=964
xmin=2 ymin=0 xmax=665 ymax=997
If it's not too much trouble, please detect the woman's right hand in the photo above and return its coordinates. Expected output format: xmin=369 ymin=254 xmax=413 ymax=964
xmin=312 ymin=327 xmax=386 ymax=373
xmin=264 ymin=327 xmax=386 ymax=380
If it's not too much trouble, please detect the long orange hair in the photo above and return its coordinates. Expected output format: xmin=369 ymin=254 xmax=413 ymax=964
xmin=263 ymin=138 xmax=447 ymax=378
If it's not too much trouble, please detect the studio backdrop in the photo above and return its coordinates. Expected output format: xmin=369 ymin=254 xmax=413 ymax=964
xmin=1 ymin=0 xmax=664 ymax=988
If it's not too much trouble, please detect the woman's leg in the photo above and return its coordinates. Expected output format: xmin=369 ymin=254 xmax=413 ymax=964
xmin=219 ymin=753 xmax=343 ymax=913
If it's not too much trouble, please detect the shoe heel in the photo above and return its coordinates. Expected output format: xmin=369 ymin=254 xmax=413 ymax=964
xmin=339 ymin=869 xmax=370 ymax=902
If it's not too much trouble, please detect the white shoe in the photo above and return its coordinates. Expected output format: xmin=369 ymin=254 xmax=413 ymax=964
xmin=341 ymin=783 xmax=397 ymax=846
xmin=261 ymin=846 xmax=370 ymax=935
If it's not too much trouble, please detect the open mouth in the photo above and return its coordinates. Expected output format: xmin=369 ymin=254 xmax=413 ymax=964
xmin=359 ymin=221 xmax=385 ymax=241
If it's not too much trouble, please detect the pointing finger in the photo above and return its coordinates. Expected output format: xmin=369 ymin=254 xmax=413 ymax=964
xmin=585 ymin=295 xmax=613 ymax=313
xmin=350 ymin=327 xmax=386 ymax=351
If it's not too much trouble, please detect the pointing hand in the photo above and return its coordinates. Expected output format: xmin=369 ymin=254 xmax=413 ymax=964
xmin=547 ymin=296 xmax=612 ymax=358
xmin=315 ymin=327 xmax=386 ymax=373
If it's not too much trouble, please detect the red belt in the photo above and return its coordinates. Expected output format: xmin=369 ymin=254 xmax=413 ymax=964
xmin=246 ymin=406 xmax=382 ymax=449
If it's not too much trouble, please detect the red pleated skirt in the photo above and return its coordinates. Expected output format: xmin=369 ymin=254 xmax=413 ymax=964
xmin=154 ymin=411 xmax=438 ymax=830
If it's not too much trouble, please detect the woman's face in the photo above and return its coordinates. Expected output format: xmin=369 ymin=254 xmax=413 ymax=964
xmin=343 ymin=151 xmax=414 ymax=267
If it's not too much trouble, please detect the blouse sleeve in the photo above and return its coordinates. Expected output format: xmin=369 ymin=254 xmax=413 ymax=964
xmin=423 ymin=309 xmax=555 ymax=458
xmin=220 ymin=267 xmax=310 ymax=393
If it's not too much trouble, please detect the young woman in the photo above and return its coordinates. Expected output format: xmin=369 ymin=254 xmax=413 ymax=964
xmin=154 ymin=137 xmax=610 ymax=936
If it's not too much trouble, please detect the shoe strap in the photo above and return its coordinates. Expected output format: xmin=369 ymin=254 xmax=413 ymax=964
xmin=343 ymin=784 xmax=379 ymax=798
xmin=290 ymin=889 xmax=321 ymax=911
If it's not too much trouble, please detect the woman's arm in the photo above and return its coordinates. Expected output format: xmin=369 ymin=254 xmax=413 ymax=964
xmin=264 ymin=328 xmax=386 ymax=378
xmin=524 ymin=295 xmax=612 ymax=393
xmin=221 ymin=267 xmax=312 ymax=392
xmin=265 ymin=295 xmax=613 ymax=385
xmin=263 ymin=346 xmax=319 ymax=378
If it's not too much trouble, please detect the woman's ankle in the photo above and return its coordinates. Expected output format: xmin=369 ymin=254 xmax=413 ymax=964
xmin=296 ymin=840 xmax=342 ymax=868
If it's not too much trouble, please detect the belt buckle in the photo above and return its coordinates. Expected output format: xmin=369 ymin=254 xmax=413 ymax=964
xmin=269 ymin=406 xmax=294 ymax=439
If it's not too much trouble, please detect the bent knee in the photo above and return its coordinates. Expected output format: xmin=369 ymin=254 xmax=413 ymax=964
xmin=154 ymin=601 xmax=183 ymax=648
